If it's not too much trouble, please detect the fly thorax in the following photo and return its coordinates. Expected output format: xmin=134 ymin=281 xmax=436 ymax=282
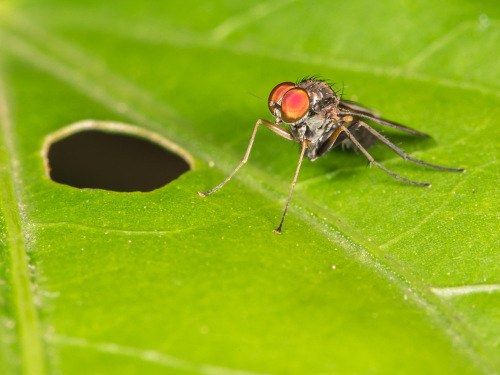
xmin=290 ymin=123 xmax=307 ymax=141
xmin=304 ymin=115 xmax=332 ymax=144
xmin=297 ymin=79 xmax=338 ymax=112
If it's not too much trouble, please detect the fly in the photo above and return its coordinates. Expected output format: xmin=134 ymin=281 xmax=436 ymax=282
xmin=199 ymin=78 xmax=464 ymax=234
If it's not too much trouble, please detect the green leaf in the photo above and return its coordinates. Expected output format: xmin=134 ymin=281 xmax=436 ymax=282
xmin=0 ymin=0 xmax=499 ymax=374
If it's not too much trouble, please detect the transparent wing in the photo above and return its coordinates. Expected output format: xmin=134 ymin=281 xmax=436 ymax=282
xmin=339 ymin=103 xmax=430 ymax=137
xmin=339 ymin=100 xmax=379 ymax=117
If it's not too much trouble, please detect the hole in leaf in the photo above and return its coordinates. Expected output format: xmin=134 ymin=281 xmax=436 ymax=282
xmin=44 ymin=122 xmax=193 ymax=192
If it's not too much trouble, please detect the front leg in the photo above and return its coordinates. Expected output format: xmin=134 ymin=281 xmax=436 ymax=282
xmin=199 ymin=119 xmax=295 ymax=196
xmin=274 ymin=140 xmax=308 ymax=234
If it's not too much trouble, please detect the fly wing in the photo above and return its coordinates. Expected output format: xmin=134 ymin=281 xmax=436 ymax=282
xmin=339 ymin=100 xmax=380 ymax=117
xmin=339 ymin=102 xmax=430 ymax=138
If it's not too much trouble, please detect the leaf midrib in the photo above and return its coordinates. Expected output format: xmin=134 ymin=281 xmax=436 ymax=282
xmin=0 ymin=64 xmax=46 ymax=374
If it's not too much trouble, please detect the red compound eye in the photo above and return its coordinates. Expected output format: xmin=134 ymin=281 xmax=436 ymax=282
xmin=281 ymin=88 xmax=310 ymax=123
xmin=268 ymin=82 xmax=294 ymax=115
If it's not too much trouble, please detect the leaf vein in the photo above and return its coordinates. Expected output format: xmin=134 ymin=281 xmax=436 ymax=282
xmin=0 ymin=60 xmax=46 ymax=374
xmin=432 ymin=284 xmax=500 ymax=297
xmin=378 ymin=161 xmax=495 ymax=250
xmin=48 ymin=334 xmax=274 ymax=375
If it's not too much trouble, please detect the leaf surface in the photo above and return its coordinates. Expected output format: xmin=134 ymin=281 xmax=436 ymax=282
xmin=0 ymin=0 xmax=499 ymax=374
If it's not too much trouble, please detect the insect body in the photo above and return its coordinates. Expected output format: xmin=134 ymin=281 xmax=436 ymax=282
xmin=199 ymin=78 xmax=464 ymax=233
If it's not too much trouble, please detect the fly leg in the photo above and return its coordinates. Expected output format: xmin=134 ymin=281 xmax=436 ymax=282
xmin=339 ymin=125 xmax=431 ymax=187
xmin=274 ymin=140 xmax=308 ymax=234
xmin=313 ymin=126 xmax=345 ymax=160
xmin=356 ymin=121 xmax=465 ymax=172
xmin=313 ymin=115 xmax=362 ymax=160
xmin=199 ymin=119 xmax=295 ymax=196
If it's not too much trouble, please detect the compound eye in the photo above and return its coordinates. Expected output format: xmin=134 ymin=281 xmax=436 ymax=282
xmin=268 ymin=82 xmax=295 ymax=115
xmin=281 ymin=88 xmax=310 ymax=123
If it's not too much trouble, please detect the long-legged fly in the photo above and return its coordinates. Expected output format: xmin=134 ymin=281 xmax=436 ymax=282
xmin=199 ymin=78 xmax=464 ymax=233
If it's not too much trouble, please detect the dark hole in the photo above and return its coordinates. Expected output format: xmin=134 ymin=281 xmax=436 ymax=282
xmin=47 ymin=130 xmax=191 ymax=192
